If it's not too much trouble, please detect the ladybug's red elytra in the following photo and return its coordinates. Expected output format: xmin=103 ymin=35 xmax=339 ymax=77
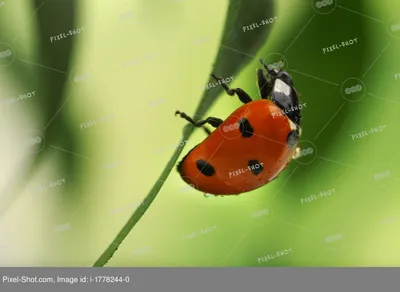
xmin=175 ymin=59 xmax=302 ymax=196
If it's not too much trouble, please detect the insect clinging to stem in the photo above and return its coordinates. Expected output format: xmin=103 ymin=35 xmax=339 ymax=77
xmin=175 ymin=59 xmax=302 ymax=196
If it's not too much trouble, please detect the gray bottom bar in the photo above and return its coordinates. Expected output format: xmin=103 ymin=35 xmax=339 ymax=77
xmin=0 ymin=268 xmax=400 ymax=292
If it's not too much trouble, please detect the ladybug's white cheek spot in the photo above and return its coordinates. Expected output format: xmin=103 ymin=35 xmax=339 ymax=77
xmin=273 ymin=79 xmax=291 ymax=96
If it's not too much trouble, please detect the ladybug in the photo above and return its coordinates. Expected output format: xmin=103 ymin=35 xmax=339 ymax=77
xmin=175 ymin=59 xmax=302 ymax=196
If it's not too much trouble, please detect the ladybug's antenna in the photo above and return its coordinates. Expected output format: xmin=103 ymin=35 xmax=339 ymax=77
xmin=259 ymin=58 xmax=277 ymax=76
xmin=279 ymin=59 xmax=285 ymax=71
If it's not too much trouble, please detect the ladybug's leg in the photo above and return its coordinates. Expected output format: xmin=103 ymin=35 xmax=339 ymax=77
xmin=257 ymin=68 xmax=273 ymax=99
xmin=175 ymin=111 xmax=223 ymax=135
xmin=210 ymin=74 xmax=252 ymax=104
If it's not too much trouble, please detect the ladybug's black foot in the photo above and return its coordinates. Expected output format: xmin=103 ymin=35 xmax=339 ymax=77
xmin=175 ymin=110 xmax=188 ymax=118
xmin=211 ymin=73 xmax=252 ymax=104
xmin=175 ymin=110 xmax=223 ymax=135
xmin=257 ymin=68 xmax=273 ymax=99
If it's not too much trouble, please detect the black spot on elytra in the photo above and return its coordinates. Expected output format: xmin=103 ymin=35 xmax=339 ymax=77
xmin=248 ymin=159 xmax=264 ymax=175
xmin=238 ymin=118 xmax=253 ymax=137
xmin=196 ymin=160 xmax=215 ymax=177
xmin=287 ymin=130 xmax=299 ymax=148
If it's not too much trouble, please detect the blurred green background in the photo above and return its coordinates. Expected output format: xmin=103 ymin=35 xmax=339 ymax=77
xmin=0 ymin=0 xmax=399 ymax=266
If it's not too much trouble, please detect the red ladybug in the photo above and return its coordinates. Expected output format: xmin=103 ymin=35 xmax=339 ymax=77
xmin=175 ymin=59 xmax=302 ymax=196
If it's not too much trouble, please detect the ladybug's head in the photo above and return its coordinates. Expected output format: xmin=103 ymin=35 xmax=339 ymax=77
xmin=259 ymin=58 xmax=293 ymax=85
